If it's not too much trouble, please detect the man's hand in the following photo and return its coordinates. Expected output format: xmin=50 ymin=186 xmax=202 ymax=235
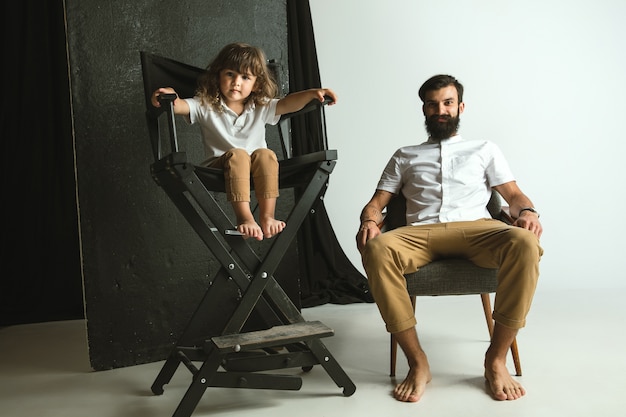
xmin=356 ymin=190 xmax=394 ymax=253
xmin=356 ymin=221 xmax=381 ymax=253
xmin=513 ymin=212 xmax=542 ymax=238
xmin=493 ymin=182 xmax=543 ymax=239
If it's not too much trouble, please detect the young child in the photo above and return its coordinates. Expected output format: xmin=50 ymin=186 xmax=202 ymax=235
xmin=151 ymin=42 xmax=337 ymax=241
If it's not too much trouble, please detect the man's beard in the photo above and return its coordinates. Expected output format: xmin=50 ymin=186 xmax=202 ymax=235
xmin=425 ymin=113 xmax=460 ymax=141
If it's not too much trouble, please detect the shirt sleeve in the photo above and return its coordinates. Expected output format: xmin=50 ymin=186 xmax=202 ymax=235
xmin=259 ymin=98 xmax=280 ymax=126
xmin=376 ymin=150 xmax=403 ymax=194
xmin=183 ymin=97 xmax=201 ymax=125
xmin=486 ymin=142 xmax=515 ymax=187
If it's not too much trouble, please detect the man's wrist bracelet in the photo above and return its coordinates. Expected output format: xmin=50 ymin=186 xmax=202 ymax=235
xmin=361 ymin=219 xmax=377 ymax=225
xmin=518 ymin=207 xmax=540 ymax=218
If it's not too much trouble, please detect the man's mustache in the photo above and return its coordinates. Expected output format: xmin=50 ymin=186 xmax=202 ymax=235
xmin=428 ymin=114 xmax=452 ymax=122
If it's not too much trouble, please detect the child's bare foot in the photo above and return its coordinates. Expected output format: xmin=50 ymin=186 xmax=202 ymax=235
xmin=237 ymin=219 xmax=263 ymax=241
xmin=261 ymin=217 xmax=285 ymax=238
xmin=484 ymin=358 xmax=526 ymax=400
xmin=393 ymin=358 xmax=431 ymax=402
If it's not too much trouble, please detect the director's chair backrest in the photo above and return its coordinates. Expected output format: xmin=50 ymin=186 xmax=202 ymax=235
xmin=140 ymin=52 xmax=203 ymax=161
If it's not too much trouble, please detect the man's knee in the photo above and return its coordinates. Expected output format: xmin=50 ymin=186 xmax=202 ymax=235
xmin=361 ymin=234 xmax=395 ymax=271
xmin=506 ymin=227 xmax=543 ymax=260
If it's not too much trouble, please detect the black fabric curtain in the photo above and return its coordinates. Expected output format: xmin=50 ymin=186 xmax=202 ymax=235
xmin=286 ymin=0 xmax=373 ymax=307
xmin=1 ymin=1 xmax=84 ymax=325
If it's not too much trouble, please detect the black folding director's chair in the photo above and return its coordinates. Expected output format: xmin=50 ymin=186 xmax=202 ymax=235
xmin=140 ymin=51 xmax=355 ymax=417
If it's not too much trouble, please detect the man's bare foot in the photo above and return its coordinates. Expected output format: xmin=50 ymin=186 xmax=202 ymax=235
xmin=484 ymin=358 xmax=525 ymax=400
xmin=393 ymin=361 xmax=432 ymax=402
xmin=261 ymin=217 xmax=285 ymax=238
xmin=237 ymin=219 xmax=263 ymax=241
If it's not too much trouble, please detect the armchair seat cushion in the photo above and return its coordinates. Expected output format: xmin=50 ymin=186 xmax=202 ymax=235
xmin=405 ymin=259 xmax=497 ymax=296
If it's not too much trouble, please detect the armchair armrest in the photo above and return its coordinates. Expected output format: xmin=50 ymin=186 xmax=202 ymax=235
xmin=499 ymin=206 xmax=514 ymax=224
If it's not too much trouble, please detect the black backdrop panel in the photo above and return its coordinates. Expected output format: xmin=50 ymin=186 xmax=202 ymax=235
xmin=65 ymin=0 xmax=294 ymax=370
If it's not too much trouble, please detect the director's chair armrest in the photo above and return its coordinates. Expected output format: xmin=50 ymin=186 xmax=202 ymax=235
xmin=145 ymin=93 xmax=181 ymax=161
xmin=277 ymin=95 xmax=332 ymax=160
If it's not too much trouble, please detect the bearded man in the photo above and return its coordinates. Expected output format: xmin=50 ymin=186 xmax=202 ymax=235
xmin=356 ymin=74 xmax=543 ymax=403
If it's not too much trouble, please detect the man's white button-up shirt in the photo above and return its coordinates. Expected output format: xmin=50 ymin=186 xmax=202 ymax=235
xmin=377 ymin=135 xmax=515 ymax=225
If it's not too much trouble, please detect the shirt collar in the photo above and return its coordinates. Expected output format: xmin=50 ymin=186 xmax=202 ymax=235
xmin=219 ymin=98 xmax=256 ymax=116
xmin=426 ymin=134 xmax=463 ymax=145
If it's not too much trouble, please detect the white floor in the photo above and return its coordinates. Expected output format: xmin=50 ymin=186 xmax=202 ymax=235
xmin=1 ymin=288 xmax=625 ymax=417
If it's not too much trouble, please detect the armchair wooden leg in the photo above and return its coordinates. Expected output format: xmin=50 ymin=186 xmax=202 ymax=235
xmin=480 ymin=293 xmax=522 ymax=376
xmin=390 ymin=335 xmax=397 ymax=377
xmin=481 ymin=293 xmax=495 ymax=337
xmin=510 ymin=337 xmax=522 ymax=376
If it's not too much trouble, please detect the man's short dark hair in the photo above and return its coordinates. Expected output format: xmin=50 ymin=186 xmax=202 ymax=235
xmin=418 ymin=74 xmax=464 ymax=103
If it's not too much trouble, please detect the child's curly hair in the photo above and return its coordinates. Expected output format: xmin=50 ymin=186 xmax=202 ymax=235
xmin=196 ymin=42 xmax=279 ymax=110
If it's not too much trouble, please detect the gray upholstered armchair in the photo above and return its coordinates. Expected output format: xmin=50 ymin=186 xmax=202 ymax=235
xmin=384 ymin=190 xmax=522 ymax=377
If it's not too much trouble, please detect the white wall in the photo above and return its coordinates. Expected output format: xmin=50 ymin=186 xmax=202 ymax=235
xmin=310 ymin=0 xmax=626 ymax=291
